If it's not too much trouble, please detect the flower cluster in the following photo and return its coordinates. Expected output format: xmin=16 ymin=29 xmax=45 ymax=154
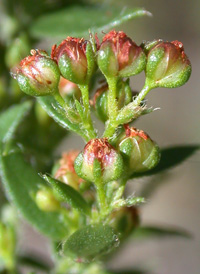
xmin=11 ymin=30 xmax=191 ymax=225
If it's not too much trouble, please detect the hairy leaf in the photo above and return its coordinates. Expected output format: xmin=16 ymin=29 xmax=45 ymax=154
xmin=0 ymin=150 xmax=68 ymax=240
xmin=42 ymin=174 xmax=91 ymax=216
xmin=62 ymin=224 xmax=119 ymax=261
xmin=31 ymin=6 xmax=151 ymax=39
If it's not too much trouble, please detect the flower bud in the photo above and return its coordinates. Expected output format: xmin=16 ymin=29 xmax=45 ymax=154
xmin=93 ymin=79 xmax=132 ymax=122
xmin=35 ymin=188 xmax=60 ymax=212
xmin=59 ymin=77 xmax=81 ymax=102
xmin=53 ymin=150 xmax=83 ymax=190
xmin=97 ymin=30 xmax=146 ymax=78
xmin=109 ymin=206 xmax=139 ymax=240
xmin=144 ymin=40 xmax=191 ymax=88
xmin=11 ymin=49 xmax=60 ymax=96
xmin=51 ymin=37 xmax=95 ymax=84
xmin=118 ymin=126 xmax=160 ymax=174
xmin=74 ymin=138 xmax=124 ymax=183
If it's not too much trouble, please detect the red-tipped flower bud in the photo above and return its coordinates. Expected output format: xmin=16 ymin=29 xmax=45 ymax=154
xmin=97 ymin=30 xmax=146 ymax=78
xmin=58 ymin=77 xmax=81 ymax=102
xmin=51 ymin=37 xmax=95 ymax=84
xmin=53 ymin=150 xmax=83 ymax=190
xmin=74 ymin=138 xmax=124 ymax=183
xmin=93 ymin=79 xmax=132 ymax=122
xmin=144 ymin=40 xmax=191 ymax=88
xmin=118 ymin=126 xmax=160 ymax=175
xmin=11 ymin=49 xmax=60 ymax=96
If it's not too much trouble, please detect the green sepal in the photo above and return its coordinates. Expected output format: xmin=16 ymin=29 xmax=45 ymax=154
xmin=62 ymin=224 xmax=119 ymax=261
xmin=42 ymin=174 xmax=91 ymax=216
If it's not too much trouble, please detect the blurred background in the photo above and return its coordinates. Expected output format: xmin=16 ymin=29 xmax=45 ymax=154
xmin=0 ymin=0 xmax=199 ymax=273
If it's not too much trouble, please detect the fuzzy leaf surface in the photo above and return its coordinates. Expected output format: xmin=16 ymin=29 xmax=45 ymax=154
xmin=62 ymin=224 xmax=119 ymax=261
xmin=42 ymin=174 xmax=91 ymax=216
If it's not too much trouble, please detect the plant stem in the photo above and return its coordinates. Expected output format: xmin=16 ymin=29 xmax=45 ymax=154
xmin=113 ymin=177 xmax=127 ymax=202
xmin=95 ymin=181 xmax=108 ymax=218
xmin=103 ymin=77 xmax=118 ymax=138
xmin=78 ymin=84 xmax=97 ymax=139
xmin=132 ymin=84 xmax=152 ymax=107
xmin=53 ymin=90 xmax=66 ymax=108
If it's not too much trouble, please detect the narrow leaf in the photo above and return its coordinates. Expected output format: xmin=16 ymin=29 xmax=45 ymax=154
xmin=18 ymin=255 xmax=50 ymax=271
xmin=0 ymin=150 xmax=68 ymax=240
xmin=132 ymin=226 xmax=191 ymax=240
xmin=42 ymin=174 xmax=91 ymax=216
xmin=30 ymin=6 xmax=151 ymax=39
xmin=131 ymin=145 xmax=199 ymax=178
xmin=37 ymin=96 xmax=88 ymax=140
xmin=0 ymin=101 xmax=32 ymax=144
xmin=62 ymin=224 xmax=119 ymax=261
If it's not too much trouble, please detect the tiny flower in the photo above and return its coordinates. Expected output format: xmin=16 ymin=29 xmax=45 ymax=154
xmin=97 ymin=30 xmax=146 ymax=78
xmin=51 ymin=37 xmax=95 ymax=84
xmin=92 ymin=79 xmax=132 ymax=122
xmin=35 ymin=188 xmax=60 ymax=212
xmin=11 ymin=49 xmax=60 ymax=96
xmin=144 ymin=40 xmax=191 ymax=88
xmin=74 ymin=138 xmax=124 ymax=183
xmin=117 ymin=126 xmax=160 ymax=175
xmin=53 ymin=150 xmax=83 ymax=190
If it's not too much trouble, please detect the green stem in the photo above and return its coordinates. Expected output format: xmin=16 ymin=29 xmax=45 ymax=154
xmin=78 ymin=84 xmax=97 ymax=139
xmin=95 ymin=181 xmax=108 ymax=218
xmin=133 ymin=84 xmax=152 ymax=107
xmin=113 ymin=177 xmax=127 ymax=202
xmin=103 ymin=77 xmax=119 ymax=138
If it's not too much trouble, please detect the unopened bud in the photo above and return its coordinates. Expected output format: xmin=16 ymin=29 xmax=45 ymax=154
xmin=93 ymin=79 xmax=132 ymax=122
xmin=51 ymin=37 xmax=95 ymax=84
xmin=109 ymin=206 xmax=139 ymax=239
xmin=59 ymin=77 xmax=81 ymax=102
xmin=144 ymin=40 xmax=191 ymax=88
xmin=97 ymin=30 xmax=146 ymax=78
xmin=11 ymin=49 xmax=60 ymax=96
xmin=53 ymin=150 xmax=83 ymax=190
xmin=74 ymin=138 xmax=124 ymax=183
xmin=118 ymin=126 xmax=160 ymax=174
xmin=35 ymin=188 xmax=60 ymax=212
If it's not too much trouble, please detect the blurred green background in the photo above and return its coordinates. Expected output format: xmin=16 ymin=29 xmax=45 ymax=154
xmin=0 ymin=0 xmax=199 ymax=273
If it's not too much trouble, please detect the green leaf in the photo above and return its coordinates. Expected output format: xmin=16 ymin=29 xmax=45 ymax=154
xmin=42 ymin=174 xmax=91 ymax=216
xmin=132 ymin=226 xmax=191 ymax=240
xmin=0 ymin=101 xmax=32 ymax=144
xmin=30 ymin=6 xmax=151 ymax=39
xmin=18 ymin=255 xmax=50 ymax=271
xmin=0 ymin=150 xmax=68 ymax=240
xmin=37 ymin=96 xmax=88 ymax=140
xmin=62 ymin=224 xmax=119 ymax=261
xmin=132 ymin=145 xmax=199 ymax=178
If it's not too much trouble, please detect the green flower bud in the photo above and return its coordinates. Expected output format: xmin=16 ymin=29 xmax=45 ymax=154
xmin=74 ymin=138 xmax=124 ymax=183
xmin=53 ymin=150 xmax=83 ymax=190
xmin=118 ymin=126 xmax=160 ymax=174
xmin=5 ymin=33 xmax=30 ymax=69
xmin=11 ymin=49 xmax=60 ymax=96
xmin=93 ymin=79 xmax=132 ymax=122
xmin=109 ymin=206 xmax=139 ymax=240
xmin=97 ymin=30 xmax=146 ymax=78
xmin=144 ymin=40 xmax=191 ymax=88
xmin=51 ymin=37 xmax=96 ymax=85
xmin=35 ymin=188 xmax=60 ymax=212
